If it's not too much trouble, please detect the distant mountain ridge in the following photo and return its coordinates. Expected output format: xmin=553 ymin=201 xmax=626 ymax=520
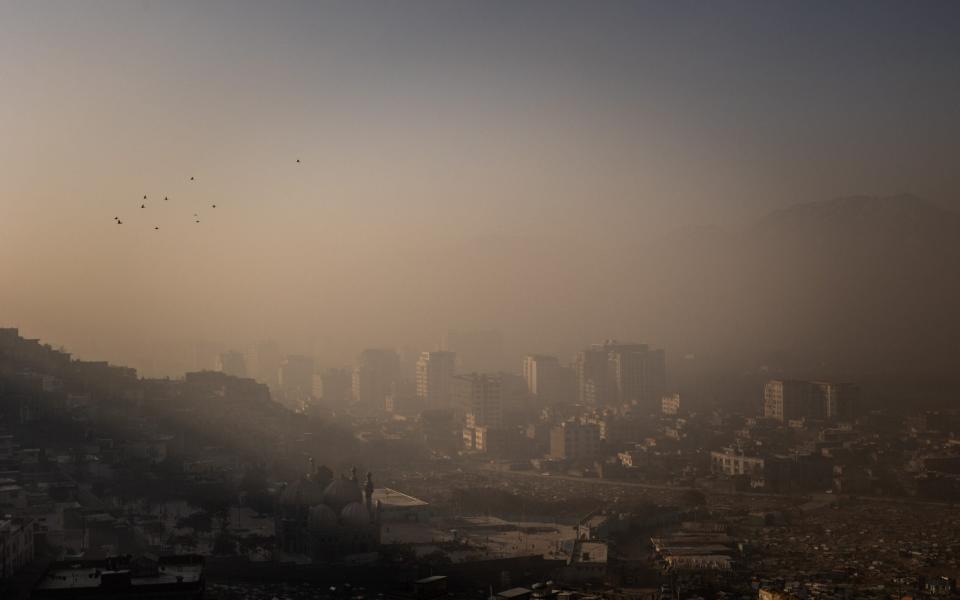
xmin=644 ymin=194 xmax=960 ymax=386
xmin=463 ymin=194 xmax=960 ymax=392
xmin=753 ymin=194 xmax=960 ymax=245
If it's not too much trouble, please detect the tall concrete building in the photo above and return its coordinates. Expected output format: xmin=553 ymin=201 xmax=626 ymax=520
xmin=816 ymin=381 xmax=858 ymax=422
xmin=762 ymin=380 xmax=810 ymax=422
xmin=253 ymin=340 xmax=282 ymax=390
xmin=280 ymin=355 xmax=315 ymax=396
xmin=763 ymin=379 xmax=858 ymax=422
xmin=352 ymin=349 xmax=400 ymax=407
xmin=549 ymin=421 xmax=600 ymax=460
xmin=217 ymin=351 xmax=247 ymax=378
xmin=576 ymin=347 xmax=609 ymax=405
xmin=415 ymin=351 xmax=457 ymax=410
xmin=554 ymin=365 xmax=577 ymax=405
xmin=312 ymin=368 xmax=352 ymax=407
xmin=499 ymin=371 xmax=529 ymax=416
xmin=385 ymin=378 xmax=419 ymax=415
xmin=454 ymin=373 xmax=502 ymax=429
xmin=575 ymin=340 xmax=666 ymax=408
xmin=523 ymin=354 xmax=577 ymax=405
xmin=523 ymin=354 xmax=558 ymax=396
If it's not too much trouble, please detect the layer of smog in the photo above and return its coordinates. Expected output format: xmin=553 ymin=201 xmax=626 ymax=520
xmin=2 ymin=3 xmax=960 ymax=600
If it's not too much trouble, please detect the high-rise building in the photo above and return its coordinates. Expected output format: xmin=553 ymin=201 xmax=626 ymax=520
xmin=498 ymin=372 xmax=529 ymax=420
xmin=254 ymin=340 xmax=282 ymax=390
xmin=444 ymin=329 xmax=504 ymax=372
xmin=763 ymin=380 xmax=858 ymax=422
xmin=523 ymin=354 xmax=557 ymax=396
xmin=575 ymin=348 xmax=608 ymax=405
xmin=523 ymin=354 xmax=577 ymax=405
xmin=555 ymin=365 xmax=577 ymax=405
xmin=280 ymin=355 xmax=315 ymax=396
xmin=762 ymin=380 xmax=809 ymax=422
xmin=454 ymin=373 xmax=502 ymax=429
xmin=385 ymin=378 xmax=419 ymax=416
xmin=815 ymin=381 xmax=858 ymax=422
xmin=549 ymin=421 xmax=600 ymax=460
xmin=352 ymin=349 xmax=400 ymax=407
xmin=642 ymin=348 xmax=666 ymax=407
xmin=217 ymin=351 xmax=247 ymax=378
xmin=312 ymin=368 xmax=352 ymax=407
xmin=575 ymin=340 xmax=666 ymax=408
xmin=415 ymin=351 xmax=457 ymax=410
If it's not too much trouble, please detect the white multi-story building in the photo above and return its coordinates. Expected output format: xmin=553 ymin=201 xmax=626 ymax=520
xmin=710 ymin=447 xmax=765 ymax=476
xmin=416 ymin=351 xmax=457 ymax=410
xmin=661 ymin=393 xmax=681 ymax=416
xmin=523 ymin=354 xmax=558 ymax=396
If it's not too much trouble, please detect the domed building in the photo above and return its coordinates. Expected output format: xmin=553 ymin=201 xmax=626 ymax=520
xmin=340 ymin=502 xmax=369 ymax=528
xmin=277 ymin=463 xmax=381 ymax=561
xmin=279 ymin=478 xmax=325 ymax=513
xmin=323 ymin=476 xmax=363 ymax=513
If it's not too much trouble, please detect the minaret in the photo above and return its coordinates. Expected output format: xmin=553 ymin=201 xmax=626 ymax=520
xmin=364 ymin=471 xmax=374 ymax=513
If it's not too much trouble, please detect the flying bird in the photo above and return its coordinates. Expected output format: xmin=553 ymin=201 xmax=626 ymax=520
xmin=141 ymin=204 xmax=145 ymax=208
xmin=154 ymin=226 xmax=159 ymax=230
xmin=143 ymin=195 xmax=147 ymax=200
xmin=296 ymin=159 xmax=300 ymax=163
xmin=189 ymin=176 xmax=195 ymax=181
xmin=117 ymin=220 xmax=123 ymax=225
xmin=212 ymin=204 xmax=216 ymax=208
xmin=164 ymin=196 xmax=168 ymax=201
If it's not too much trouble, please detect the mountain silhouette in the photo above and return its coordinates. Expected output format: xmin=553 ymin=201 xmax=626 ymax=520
xmin=640 ymin=195 xmax=960 ymax=391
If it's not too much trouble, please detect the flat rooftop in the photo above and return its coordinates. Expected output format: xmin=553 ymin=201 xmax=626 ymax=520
xmin=574 ymin=541 xmax=608 ymax=564
xmin=664 ymin=554 xmax=732 ymax=570
xmin=498 ymin=587 xmax=533 ymax=599
xmin=371 ymin=487 xmax=428 ymax=508
xmin=36 ymin=561 xmax=202 ymax=591
xmin=658 ymin=544 xmax=732 ymax=556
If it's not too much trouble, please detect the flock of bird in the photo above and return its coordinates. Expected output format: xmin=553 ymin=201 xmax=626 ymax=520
xmin=113 ymin=160 xmax=300 ymax=229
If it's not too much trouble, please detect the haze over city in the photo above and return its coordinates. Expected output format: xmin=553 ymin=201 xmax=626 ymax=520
xmin=4 ymin=4 xmax=960 ymax=599
xmin=3 ymin=1 xmax=960 ymax=384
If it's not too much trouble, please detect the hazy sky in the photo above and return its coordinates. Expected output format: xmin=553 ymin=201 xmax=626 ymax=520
xmin=2 ymin=1 xmax=959 ymax=374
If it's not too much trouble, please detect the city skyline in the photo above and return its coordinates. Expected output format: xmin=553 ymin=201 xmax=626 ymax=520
xmin=4 ymin=2 xmax=960 ymax=594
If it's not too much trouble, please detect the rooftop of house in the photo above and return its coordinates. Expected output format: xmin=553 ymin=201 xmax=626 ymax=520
xmin=34 ymin=556 xmax=203 ymax=591
xmin=371 ymin=487 xmax=428 ymax=508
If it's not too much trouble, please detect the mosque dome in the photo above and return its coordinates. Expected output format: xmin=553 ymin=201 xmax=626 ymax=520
xmin=279 ymin=478 xmax=325 ymax=510
xmin=340 ymin=501 xmax=369 ymax=529
xmin=323 ymin=477 xmax=363 ymax=513
xmin=307 ymin=504 xmax=338 ymax=533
